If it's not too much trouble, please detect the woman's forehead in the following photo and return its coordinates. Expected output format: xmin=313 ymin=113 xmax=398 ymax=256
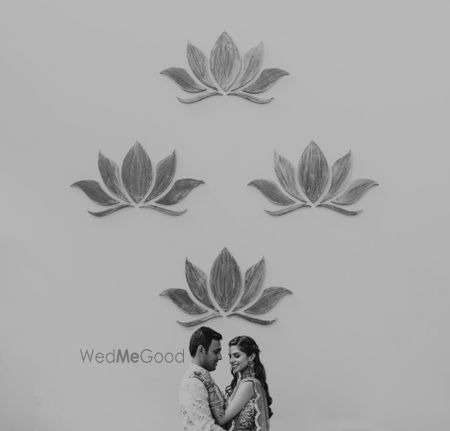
xmin=229 ymin=345 xmax=243 ymax=354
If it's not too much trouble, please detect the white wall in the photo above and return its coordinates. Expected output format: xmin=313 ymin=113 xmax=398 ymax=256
xmin=1 ymin=1 xmax=449 ymax=430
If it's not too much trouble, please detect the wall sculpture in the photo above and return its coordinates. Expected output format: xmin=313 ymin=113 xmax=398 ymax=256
xmin=160 ymin=248 xmax=292 ymax=326
xmin=249 ymin=141 xmax=378 ymax=216
xmin=72 ymin=142 xmax=204 ymax=217
xmin=161 ymin=32 xmax=289 ymax=104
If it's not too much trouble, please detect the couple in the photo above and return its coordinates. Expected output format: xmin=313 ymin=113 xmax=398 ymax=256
xmin=179 ymin=326 xmax=272 ymax=431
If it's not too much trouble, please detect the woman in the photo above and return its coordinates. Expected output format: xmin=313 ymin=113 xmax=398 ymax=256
xmin=210 ymin=336 xmax=273 ymax=430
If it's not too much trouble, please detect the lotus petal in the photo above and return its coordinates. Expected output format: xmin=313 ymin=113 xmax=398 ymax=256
xmin=298 ymin=141 xmax=330 ymax=203
xmin=233 ymin=258 xmax=265 ymax=311
xmin=228 ymin=92 xmax=273 ymax=104
xmin=71 ymin=180 xmax=119 ymax=206
xmin=187 ymin=42 xmax=217 ymax=90
xmin=244 ymin=287 xmax=292 ymax=315
xmin=88 ymin=204 xmax=131 ymax=217
xmin=160 ymin=67 xmax=207 ymax=93
xmin=317 ymin=203 xmax=362 ymax=216
xmin=231 ymin=42 xmax=263 ymax=91
xmin=156 ymin=179 xmax=204 ymax=205
xmin=209 ymin=32 xmax=241 ymax=92
xmin=210 ymin=248 xmax=242 ymax=312
xmin=321 ymin=151 xmax=352 ymax=202
xmin=248 ymin=180 xmax=295 ymax=205
xmin=98 ymin=152 xmax=129 ymax=202
xmin=243 ymin=68 xmax=289 ymax=94
xmin=274 ymin=152 xmax=305 ymax=201
xmin=177 ymin=312 xmax=221 ymax=327
xmin=177 ymin=92 xmax=222 ymax=103
xmin=332 ymin=179 xmax=378 ymax=205
xmin=160 ymin=289 xmax=208 ymax=315
xmin=265 ymin=203 xmax=310 ymax=216
xmin=121 ymin=142 xmax=153 ymax=203
xmin=229 ymin=313 xmax=276 ymax=326
xmin=141 ymin=205 xmax=187 ymax=216
xmin=185 ymin=259 xmax=217 ymax=311
xmin=145 ymin=152 xmax=176 ymax=202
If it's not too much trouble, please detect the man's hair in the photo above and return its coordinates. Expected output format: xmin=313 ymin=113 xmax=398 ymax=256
xmin=189 ymin=326 xmax=222 ymax=357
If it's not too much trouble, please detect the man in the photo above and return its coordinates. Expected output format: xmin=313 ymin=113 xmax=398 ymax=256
xmin=179 ymin=326 xmax=226 ymax=431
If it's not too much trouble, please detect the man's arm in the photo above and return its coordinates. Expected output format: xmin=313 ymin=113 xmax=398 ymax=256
xmin=192 ymin=370 xmax=226 ymax=422
xmin=179 ymin=377 xmax=225 ymax=431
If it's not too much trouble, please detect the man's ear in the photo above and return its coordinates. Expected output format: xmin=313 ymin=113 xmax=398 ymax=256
xmin=196 ymin=345 xmax=205 ymax=356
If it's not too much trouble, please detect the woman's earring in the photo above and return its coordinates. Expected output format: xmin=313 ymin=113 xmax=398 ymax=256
xmin=249 ymin=360 xmax=255 ymax=377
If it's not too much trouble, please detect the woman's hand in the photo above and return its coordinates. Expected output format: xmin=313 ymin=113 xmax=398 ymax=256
xmin=193 ymin=371 xmax=214 ymax=389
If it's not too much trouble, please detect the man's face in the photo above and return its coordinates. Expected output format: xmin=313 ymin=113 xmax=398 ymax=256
xmin=201 ymin=339 xmax=222 ymax=371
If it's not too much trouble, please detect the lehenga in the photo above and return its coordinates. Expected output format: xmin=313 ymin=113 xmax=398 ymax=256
xmin=226 ymin=377 xmax=270 ymax=431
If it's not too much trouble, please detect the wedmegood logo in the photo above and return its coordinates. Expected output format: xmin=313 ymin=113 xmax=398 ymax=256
xmin=80 ymin=348 xmax=185 ymax=364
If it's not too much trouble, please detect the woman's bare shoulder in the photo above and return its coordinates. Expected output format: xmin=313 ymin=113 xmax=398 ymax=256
xmin=240 ymin=377 xmax=261 ymax=387
xmin=237 ymin=378 xmax=260 ymax=395
xmin=234 ymin=379 xmax=255 ymax=396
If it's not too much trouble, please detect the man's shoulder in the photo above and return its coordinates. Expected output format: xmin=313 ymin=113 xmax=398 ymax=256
xmin=179 ymin=372 xmax=208 ymax=407
xmin=182 ymin=365 xmax=211 ymax=382
xmin=180 ymin=370 xmax=206 ymax=393
xmin=180 ymin=373 xmax=202 ymax=386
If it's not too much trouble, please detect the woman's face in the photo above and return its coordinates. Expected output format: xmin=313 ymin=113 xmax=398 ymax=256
xmin=229 ymin=345 xmax=254 ymax=374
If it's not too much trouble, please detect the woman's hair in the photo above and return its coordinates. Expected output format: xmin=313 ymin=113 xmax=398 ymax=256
xmin=225 ymin=336 xmax=273 ymax=418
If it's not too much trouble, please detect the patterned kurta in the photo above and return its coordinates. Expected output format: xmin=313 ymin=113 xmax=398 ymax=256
xmin=179 ymin=364 xmax=225 ymax=431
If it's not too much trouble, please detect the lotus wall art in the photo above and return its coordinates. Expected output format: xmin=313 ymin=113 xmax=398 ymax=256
xmin=72 ymin=142 xmax=204 ymax=217
xmin=249 ymin=141 xmax=378 ymax=216
xmin=160 ymin=248 xmax=292 ymax=327
xmin=161 ymin=32 xmax=289 ymax=104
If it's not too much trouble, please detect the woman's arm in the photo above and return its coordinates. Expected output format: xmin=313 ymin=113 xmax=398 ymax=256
xmin=215 ymin=381 xmax=254 ymax=426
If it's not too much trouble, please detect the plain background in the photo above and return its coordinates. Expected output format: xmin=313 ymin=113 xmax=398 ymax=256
xmin=1 ymin=1 xmax=449 ymax=430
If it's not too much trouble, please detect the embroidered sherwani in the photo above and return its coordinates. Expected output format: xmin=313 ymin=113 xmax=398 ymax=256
xmin=179 ymin=364 xmax=225 ymax=431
